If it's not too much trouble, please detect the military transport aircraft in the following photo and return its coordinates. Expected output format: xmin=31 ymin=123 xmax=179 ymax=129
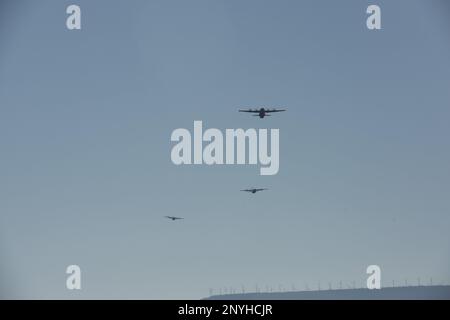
xmin=164 ymin=216 xmax=184 ymax=221
xmin=240 ymin=188 xmax=268 ymax=194
xmin=238 ymin=107 xmax=286 ymax=118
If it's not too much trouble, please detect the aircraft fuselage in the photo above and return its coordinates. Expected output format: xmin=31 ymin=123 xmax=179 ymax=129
xmin=259 ymin=108 xmax=266 ymax=118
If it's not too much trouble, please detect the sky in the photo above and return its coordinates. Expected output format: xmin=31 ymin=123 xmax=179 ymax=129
xmin=0 ymin=0 xmax=450 ymax=299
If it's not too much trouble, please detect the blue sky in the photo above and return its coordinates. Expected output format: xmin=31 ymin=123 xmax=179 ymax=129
xmin=1 ymin=0 xmax=450 ymax=298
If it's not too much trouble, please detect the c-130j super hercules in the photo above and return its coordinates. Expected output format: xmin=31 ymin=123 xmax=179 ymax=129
xmin=239 ymin=107 xmax=286 ymax=119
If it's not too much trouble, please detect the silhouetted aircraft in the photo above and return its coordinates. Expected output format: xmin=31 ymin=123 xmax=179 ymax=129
xmin=241 ymin=188 xmax=268 ymax=194
xmin=165 ymin=216 xmax=184 ymax=221
xmin=239 ymin=107 xmax=286 ymax=118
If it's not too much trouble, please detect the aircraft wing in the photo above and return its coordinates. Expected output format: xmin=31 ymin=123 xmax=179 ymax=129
xmin=239 ymin=109 xmax=259 ymax=113
xmin=265 ymin=109 xmax=286 ymax=113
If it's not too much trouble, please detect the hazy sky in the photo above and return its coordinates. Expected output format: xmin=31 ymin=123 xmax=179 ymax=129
xmin=1 ymin=0 xmax=450 ymax=299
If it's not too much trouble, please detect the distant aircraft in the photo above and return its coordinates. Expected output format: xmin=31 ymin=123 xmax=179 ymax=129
xmin=239 ymin=107 xmax=286 ymax=119
xmin=165 ymin=216 xmax=184 ymax=221
xmin=241 ymin=188 xmax=268 ymax=194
